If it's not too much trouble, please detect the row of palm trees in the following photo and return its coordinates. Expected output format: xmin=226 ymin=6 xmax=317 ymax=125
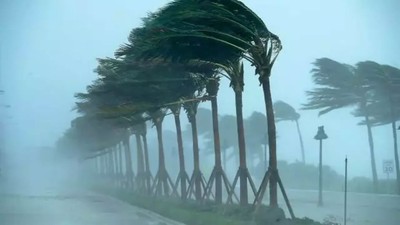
xmin=197 ymin=105 xmax=305 ymax=170
xmin=201 ymin=110 xmax=269 ymax=171
xmin=57 ymin=0 xmax=293 ymax=210
xmin=302 ymin=58 xmax=400 ymax=193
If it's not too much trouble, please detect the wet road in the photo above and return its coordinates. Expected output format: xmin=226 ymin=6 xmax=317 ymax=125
xmin=1 ymin=158 xmax=399 ymax=225
xmin=0 ymin=179 xmax=182 ymax=225
xmin=277 ymin=189 xmax=400 ymax=225
xmin=0 ymin=190 xmax=183 ymax=225
xmin=2 ymin=179 xmax=399 ymax=225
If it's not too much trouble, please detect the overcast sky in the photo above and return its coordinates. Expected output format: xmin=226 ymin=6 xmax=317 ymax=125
xmin=1 ymin=0 xmax=399 ymax=178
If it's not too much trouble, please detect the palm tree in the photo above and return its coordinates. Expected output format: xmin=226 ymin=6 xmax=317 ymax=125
xmin=122 ymin=129 xmax=135 ymax=188
xmin=274 ymin=101 xmax=305 ymax=164
xmin=355 ymin=62 xmax=400 ymax=194
xmin=203 ymin=78 xmax=234 ymax=203
xmin=244 ymin=111 xmax=269 ymax=171
xmin=168 ymin=103 xmax=190 ymax=199
xmin=204 ymin=114 xmax=238 ymax=170
xmin=132 ymin=124 xmax=146 ymax=191
xmin=162 ymin=70 xmax=210 ymax=200
xmin=193 ymin=106 xmax=214 ymax=135
xmin=136 ymin=121 xmax=153 ymax=194
xmin=132 ymin=25 xmax=236 ymax=203
xmin=92 ymin=58 xmax=209 ymax=196
xmin=182 ymin=67 xmax=247 ymax=204
xmin=115 ymin=0 xmax=291 ymax=210
xmin=226 ymin=59 xmax=256 ymax=205
xmin=183 ymin=93 xmax=207 ymax=201
xmin=192 ymin=59 xmax=257 ymax=205
xmin=196 ymin=59 xmax=256 ymax=205
xmin=64 ymin=114 xmax=131 ymax=186
xmin=148 ymin=108 xmax=175 ymax=196
xmin=303 ymin=58 xmax=379 ymax=191
xmin=73 ymin=62 xmax=144 ymax=189
xmin=67 ymin=50 xmax=209 ymax=192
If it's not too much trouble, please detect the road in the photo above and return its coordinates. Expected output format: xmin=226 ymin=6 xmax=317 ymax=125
xmin=0 ymin=178 xmax=183 ymax=225
xmin=1 ymin=159 xmax=399 ymax=225
xmin=0 ymin=188 xmax=183 ymax=225
xmin=2 ymin=187 xmax=398 ymax=225
xmin=276 ymin=189 xmax=400 ymax=225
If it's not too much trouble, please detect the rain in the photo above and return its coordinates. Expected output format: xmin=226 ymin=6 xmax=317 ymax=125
xmin=1 ymin=1 xmax=399 ymax=225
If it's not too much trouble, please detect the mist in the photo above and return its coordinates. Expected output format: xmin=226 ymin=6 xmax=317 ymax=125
xmin=2 ymin=0 xmax=400 ymax=177
xmin=1 ymin=1 xmax=400 ymax=225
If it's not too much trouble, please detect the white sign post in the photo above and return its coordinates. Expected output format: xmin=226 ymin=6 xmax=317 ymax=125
xmin=383 ymin=160 xmax=394 ymax=179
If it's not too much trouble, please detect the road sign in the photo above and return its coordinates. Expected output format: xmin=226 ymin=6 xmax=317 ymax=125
xmin=383 ymin=160 xmax=394 ymax=174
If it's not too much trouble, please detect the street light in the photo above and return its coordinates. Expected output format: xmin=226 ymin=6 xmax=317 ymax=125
xmin=314 ymin=126 xmax=328 ymax=206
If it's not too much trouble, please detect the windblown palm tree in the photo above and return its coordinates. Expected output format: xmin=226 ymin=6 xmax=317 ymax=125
xmin=244 ymin=111 xmax=269 ymax=171
xmin=274 ymin=101 xmax=305 ymax=164
xmin=76 ymin=57 xmax=197 ymax=194
xmin=183 ymin=93 xmax=206 ymax=200
xmin=303 ymin=58 xmax=379 ymax=191
xmin=168 ymin=103 xmax=190 ymax=199
xmin=355 ymin=62 xmax=400 ymax=194
xmin=118 ymin=4 xmax=282 ymax=207
xmin=204 ymin=114 xmax=238 ymax=169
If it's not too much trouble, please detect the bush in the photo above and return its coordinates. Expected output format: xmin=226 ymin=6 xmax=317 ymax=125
xmin=253 ymin=205 xmax=285 ymax=225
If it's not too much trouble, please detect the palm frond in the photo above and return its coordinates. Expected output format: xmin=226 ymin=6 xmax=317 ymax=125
xmin=274 ymin=101 xmax=300 ymax=121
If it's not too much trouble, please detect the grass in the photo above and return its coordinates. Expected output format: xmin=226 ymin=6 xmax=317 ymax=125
xmin=95 ymin=185 xmax=246 ymax=225
xmin=92 ymin=184 xmax=329 ymax=225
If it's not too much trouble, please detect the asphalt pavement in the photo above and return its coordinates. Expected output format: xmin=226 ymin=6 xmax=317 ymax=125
xmin=276 ymin=189 xmax=400 ymax=225
xmin=1 ymin=161 xmax=399 ymax=225
xmin=0 ymin=178 xmax=183 ymax=225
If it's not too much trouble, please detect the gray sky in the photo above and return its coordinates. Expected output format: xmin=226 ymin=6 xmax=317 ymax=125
xmin=1 ymin=0 xmax=399 ymax=178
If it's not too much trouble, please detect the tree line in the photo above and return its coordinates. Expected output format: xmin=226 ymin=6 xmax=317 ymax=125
xmin=57 ymin=0 xmax=292 ymax=212
xmin=56 ymin=1 xmax=399 ymax=218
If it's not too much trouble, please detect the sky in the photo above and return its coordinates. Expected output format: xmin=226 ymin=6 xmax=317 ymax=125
xmin=0 ymin=0 xmax=399 ymax=178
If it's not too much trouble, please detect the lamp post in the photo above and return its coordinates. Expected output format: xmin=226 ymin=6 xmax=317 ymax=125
xmin=314 ymin=126 xmax=328 ymax=206
xmin=398 ymin=126 xmax=400 ymax=195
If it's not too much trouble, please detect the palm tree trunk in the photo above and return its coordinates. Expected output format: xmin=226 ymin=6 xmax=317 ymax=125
xmin=94 ymin=156 xmax=99 ymax=175
xmin=101 ymin=154 xmax=105 ymax=176
xmin=190 ymin=113 xmax=202 ymax=200
xmin=295 ymin=119 xmax=306 ymax=164
xmin=365 ymin=115 xmax=378 ymax=192
xmin=173 ymin=112 xmax=187 ymax=199
xmin=261 ymin=78 xmax=278 ymax=207
xmin=206 ymin=77 xmax=223 ymax=203
xmin=264 ymin=143 xmax=267 ymax=171
xmin=223 ymin=145 xmax=227 ymax=171
xmin=135 ymin=133 xmax=145 ymax=188
xmin=234 ymin=89 xmax=248 ymax=205
xmin=142 ymin=134 xmax=152 ymax=194
xmin=106 ymin=152 xmax=111 ymax=176
xmin=389 ymin=95 xmax=400 ymax=195
xmin=155 ymin=121 xmax=169 ymax=195
xmin=113 ymin=147 xmax=118 ymax=179
xmin=391 ymin=121 xmax=400 ymax=194
xmin=108 ymin=149 xmax=112 ymax=176
xmin=211 ymin=93 xmax=223 ymax=203
xmin=109 ymin=149 xmax=115 ymax=178
xmin=123 ymin=136 xmax=134 ymax=188
xmin=156 ymin=122 xmax=166 ymax=169
xmin=117 ymin=143 xmax=123 ymax=184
